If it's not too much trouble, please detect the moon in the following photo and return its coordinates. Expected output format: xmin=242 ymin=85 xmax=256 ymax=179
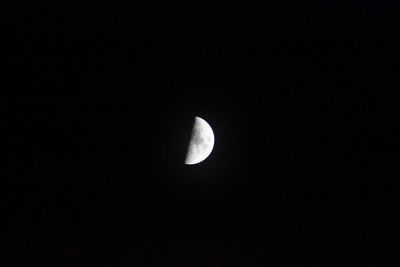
xmin=184 ymin=116 xmax=215 ymax=165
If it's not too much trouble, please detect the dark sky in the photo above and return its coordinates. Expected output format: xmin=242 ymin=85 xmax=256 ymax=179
xmin=3 ymin=3 xmax=400 ymax=266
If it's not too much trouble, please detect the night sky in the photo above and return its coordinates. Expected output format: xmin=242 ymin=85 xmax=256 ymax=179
xmin=3 ymin=3 xmax=400 ymax=266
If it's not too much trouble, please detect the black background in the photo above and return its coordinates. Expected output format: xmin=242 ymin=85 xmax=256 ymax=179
xmin=2 ymin=2 xmax=400 ymax=266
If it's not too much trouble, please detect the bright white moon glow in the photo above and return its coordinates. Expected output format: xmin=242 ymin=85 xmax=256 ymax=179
xmin=184 ymin=116 xmax=215 ymax=165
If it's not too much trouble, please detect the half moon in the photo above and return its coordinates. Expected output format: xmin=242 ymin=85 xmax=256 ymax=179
xmin=184 ymin=116 xmax=215 ymax=165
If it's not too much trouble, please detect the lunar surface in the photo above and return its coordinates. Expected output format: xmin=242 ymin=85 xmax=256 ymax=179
xmin=184 ymin=116 xmax=215 ymax=165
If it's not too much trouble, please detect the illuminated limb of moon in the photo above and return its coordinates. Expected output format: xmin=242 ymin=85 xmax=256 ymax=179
xmin=184 ymin=116 xmax=215 ymax=165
